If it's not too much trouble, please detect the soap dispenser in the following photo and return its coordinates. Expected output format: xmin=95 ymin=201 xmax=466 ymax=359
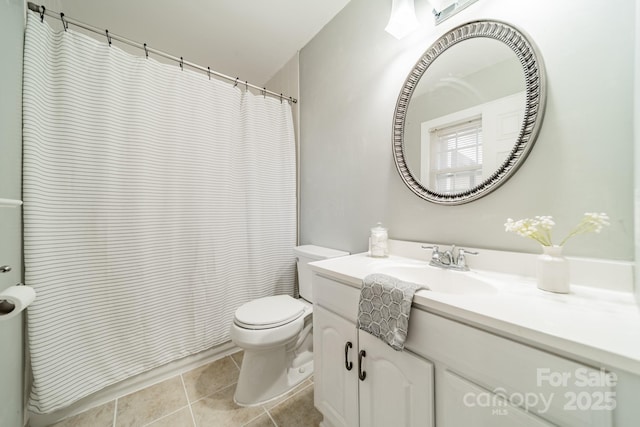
xmin=369 ymin=222 xmax=388 ymax=258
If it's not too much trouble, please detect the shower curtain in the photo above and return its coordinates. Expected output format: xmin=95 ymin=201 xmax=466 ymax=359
xmin=22 ymin=11 xmax=296 ymax=414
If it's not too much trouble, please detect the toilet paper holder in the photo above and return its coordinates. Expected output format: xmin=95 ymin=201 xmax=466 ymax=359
xmin=0 ymin=283 xmax=24 ymax=315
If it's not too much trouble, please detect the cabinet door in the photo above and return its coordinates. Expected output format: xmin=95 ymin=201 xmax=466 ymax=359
xmin=440 ymin=369 xmax=554 ymax=427
xmin=358 ymin=331 xmax=434 ymax=427
xmin=314 ymin=305 xmax=359 ymax=427
xmin=410 ymin=310 xmax=614 ymax=427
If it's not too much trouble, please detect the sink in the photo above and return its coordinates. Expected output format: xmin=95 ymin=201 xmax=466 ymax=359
xmin=374 ymin=264 xmax=498 ymax=295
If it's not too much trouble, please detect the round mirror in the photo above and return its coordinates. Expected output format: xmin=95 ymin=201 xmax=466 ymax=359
xmin=393 ymin=21 xmax=546 ymax=205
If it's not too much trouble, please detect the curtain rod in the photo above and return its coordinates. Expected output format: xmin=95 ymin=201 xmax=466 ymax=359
xmin=26 ymin=2 xmax=298 ymax=104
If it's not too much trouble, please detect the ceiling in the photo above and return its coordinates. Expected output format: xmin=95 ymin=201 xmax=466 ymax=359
xmin=35 ymin=0 xmax=352 ymax=85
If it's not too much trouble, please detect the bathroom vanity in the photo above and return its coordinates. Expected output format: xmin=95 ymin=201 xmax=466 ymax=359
xmin=310 ymin=240 xmax=640 ymax=427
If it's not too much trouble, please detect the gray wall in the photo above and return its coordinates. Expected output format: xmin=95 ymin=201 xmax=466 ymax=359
xmin=635 ymin=1 xmax=640 ymax=303
xmin=0 ymin=1 xmax=25 ymax=426
xmin=299 ymin=0 xmax=635 ymax=261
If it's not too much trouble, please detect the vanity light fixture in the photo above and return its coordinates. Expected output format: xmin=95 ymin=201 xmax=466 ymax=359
xmin=386 ymin=0 xmax=481 ymax=39
xmin=385 ymin=0 xmax=419 ymax=39
xmin=432 ymin=0 xmax=480 ymax=25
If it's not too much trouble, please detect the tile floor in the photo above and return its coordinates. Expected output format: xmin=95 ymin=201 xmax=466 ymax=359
xmin=49 ymin=351 xmax=323 ymax=427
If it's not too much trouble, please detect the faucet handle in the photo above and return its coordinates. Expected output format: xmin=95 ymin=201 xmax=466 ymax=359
xmin=421 ymin=245 xmax=440 ymax=254
xmin=456 ymin=248 xmax=478 ymax=270
xmin=421 ymin=245 xmax=441 ymax=262
xmin=458 ymin=248 xmax=478 ymax=256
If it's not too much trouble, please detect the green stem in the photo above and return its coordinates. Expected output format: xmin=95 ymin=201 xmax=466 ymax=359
xmin=559 ymin=223 xmax=590 ymax=246
xmin=529 ymin=234 xmax=551 ymax=246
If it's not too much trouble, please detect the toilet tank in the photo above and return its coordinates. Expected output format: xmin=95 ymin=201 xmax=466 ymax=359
xmin=294 ymin=245 xmax=349 ymax=302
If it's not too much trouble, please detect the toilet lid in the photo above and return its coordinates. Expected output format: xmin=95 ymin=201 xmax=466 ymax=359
xmin=234 ymin=295 xmax=306 ymax=330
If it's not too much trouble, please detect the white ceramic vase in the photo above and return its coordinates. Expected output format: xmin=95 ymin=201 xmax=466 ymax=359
xmin=537 ymin=245 xmax=570 ymax=293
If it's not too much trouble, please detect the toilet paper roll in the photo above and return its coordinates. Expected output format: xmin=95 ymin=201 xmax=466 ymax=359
xmin=0 ymin=285 xmax=36 ymax=321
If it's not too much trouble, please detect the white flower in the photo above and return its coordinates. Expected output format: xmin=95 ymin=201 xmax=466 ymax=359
xmin=558 ymin=213 xmax=610 ymax=244
xmin=505 ymin=213 xmax=609 ymax=247
xmin=535 ymin=216 xmax=555 ymax=230
xmin=582 ymin=212 xmax=610 ymax=233
xmin=504 ymin=217 xmax=553 ymax=246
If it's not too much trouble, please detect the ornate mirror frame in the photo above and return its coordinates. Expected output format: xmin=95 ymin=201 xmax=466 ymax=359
xmin=392 ymin=20 xmax=546 ymax=205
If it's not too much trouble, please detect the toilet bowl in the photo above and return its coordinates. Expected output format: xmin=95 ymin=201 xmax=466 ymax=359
xmin=230 ymin=245 xmax=348 ymax=406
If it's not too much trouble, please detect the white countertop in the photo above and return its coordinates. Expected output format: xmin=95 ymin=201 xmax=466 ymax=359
xmin=309 ymin=251 xmax=640 ymax=376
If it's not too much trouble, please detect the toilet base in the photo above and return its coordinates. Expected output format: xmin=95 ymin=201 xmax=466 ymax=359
xmin=233 ymin=345 xmax=313 ymax=407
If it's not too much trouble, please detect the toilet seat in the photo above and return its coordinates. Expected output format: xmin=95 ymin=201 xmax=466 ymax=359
xmin=234 ymin=295 xmax=306 ymax=330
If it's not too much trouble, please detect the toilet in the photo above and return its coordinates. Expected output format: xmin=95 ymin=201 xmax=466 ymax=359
xmin=230 ymin=245 xmax=349 ymax=406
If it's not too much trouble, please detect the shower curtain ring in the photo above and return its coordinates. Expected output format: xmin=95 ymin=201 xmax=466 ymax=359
xmin=245 ymin=81 xmax=248 ymax=92
xmin=180 ymin=57 xmax=184 ymax=71
xmin=208 ymin=67 xmax=211 ymax=80
xmin=105 ymin=29 xmax=111 ymax=46
xmin=60 ymin=13 xmax=68 ymax=31
xmin=39 ymin=6 xmax=45 ymax=22
xmin=280 ymin=93 xmax=283 ymax=104
xmin=144 ymin=43 xmax=149 ymax=59
xmin=234 ymin=77 xmax=239 ymax=88
xmin=262 ymin=88 xmax=266 ymax=99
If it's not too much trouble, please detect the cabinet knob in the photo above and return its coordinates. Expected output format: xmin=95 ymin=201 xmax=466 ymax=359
xmin=358 ymin=350 xmax=367 ymax=381
xmin=344 ymin=342 xmax=353 ymax=371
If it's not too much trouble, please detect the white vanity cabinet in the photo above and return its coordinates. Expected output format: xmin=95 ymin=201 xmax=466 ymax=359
xmin=438 ymin=368 xmax=555 ymax=427
xmin=409 ymin=309 xmax=616 ymax=427
xmin=312 ymin=270 xmax=638 ymax=427
xmin=313 ymin=275 xmax=435 ymax=427
xmin=357 ymin=329 xmax=434 ymax=427
xmin=314 ymin=305 xmax=358 ymax=427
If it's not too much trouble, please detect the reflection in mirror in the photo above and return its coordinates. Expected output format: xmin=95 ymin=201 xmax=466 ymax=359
xmin=404 ymin=39 xmax=525 ymax=193
xmin=393 ymin=21 xmax=545 ymax=205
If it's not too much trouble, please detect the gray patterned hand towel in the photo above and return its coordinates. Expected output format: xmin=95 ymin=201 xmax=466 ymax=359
xmin=357 ymin=273 xmax=428 ymax=351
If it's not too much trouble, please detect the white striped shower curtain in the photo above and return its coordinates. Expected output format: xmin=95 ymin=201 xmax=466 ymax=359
xmin=22 ymin=11 xmax=296 ymax=414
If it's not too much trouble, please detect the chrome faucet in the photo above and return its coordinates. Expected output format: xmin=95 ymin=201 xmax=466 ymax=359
xmin=422 ymin=245 xmax=478 ymax=271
